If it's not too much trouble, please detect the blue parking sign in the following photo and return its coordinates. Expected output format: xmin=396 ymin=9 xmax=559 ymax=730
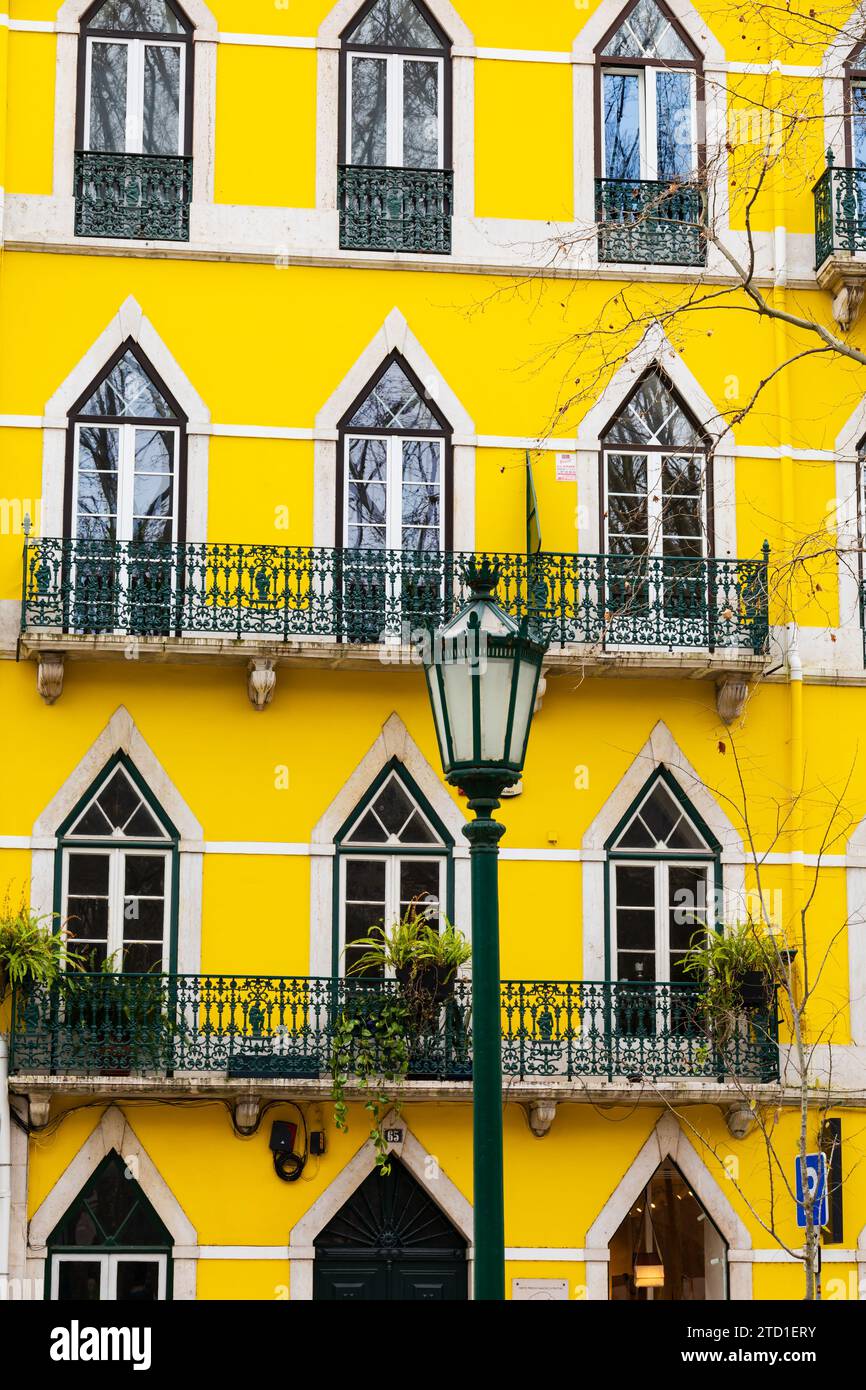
xmin=795 ymin=1153 xmax=828 ymax=1228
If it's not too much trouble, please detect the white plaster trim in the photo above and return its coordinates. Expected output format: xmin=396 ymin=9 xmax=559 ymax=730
xmin=53 ymin=1 xmax=217 ymax=214
xmin=31 ymin=706 xmax=204 ymax=976
xmin=308 ymin=711 xmax=468 ymax=975
xmin=581 ymin=720 xmax=746 ymax=980
xmin=313 ymin=307 xmax=475 ymax=552
xmin=28 ymin=1106 xmax=198 ymax=1299
xmin=574 ymin=324 xmax=737 ymax=557
xmin=289 ymin=1110 xmax=473 ymax=1300
xmin=218 ymin=33 xmax=316 ymax=49
xmin=40 ymin=296 xmax=210 ymax=543
xmin=584 ymin=1112 xmax=752 ymax=1300
xmin=198 ymin=1245 xmax=289 ymax=1258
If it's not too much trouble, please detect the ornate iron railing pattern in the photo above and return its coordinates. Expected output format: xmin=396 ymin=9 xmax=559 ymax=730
xmin=595 ymin=177 xmax=706 ymax=266
xmin=21 ymin=538 xmax=770 ymax=654
xmin=338 ymin=165 xmax=453 ymax=254
xmin=74 ymin=152 xmax=193 ymax=241
xmin=9 ymin=974 xmax=779 ymax=1083
xmin=814 ymin=160 xmax=866 ymax=266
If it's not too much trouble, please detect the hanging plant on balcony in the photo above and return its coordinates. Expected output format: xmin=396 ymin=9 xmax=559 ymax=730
xmin=681 ymin=923 xmax=789 ymax=1052
xmin=0 ymin=894 xmax=79 ymax=1006
xmin=330 ymin=909 xmax=471 ymax=1174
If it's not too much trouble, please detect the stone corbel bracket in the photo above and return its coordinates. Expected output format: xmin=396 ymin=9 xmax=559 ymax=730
xmin=716 ymin=677 xmax=751 ymax=726
xmin=524 ymin=1099 xmax=558 ymax=1137
xmin=36 ymin=655 xmax=65 ymax=705
xmin=724 ymin=1102 xmax=757 ymax=1140
xmin=817 ymin=255 xmax=866 ymax=332
xmin=233 ymin=1095 xmax=262 ymax=1132
xmin=247 ymin=659 xmax=277 ymax=711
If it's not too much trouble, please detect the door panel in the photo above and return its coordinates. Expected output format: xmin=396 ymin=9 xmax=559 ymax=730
xmin=390 ymin=1262 xmax=467 ymax=1300
xmin=314 ymin=1262 xmax=389 ymax=1300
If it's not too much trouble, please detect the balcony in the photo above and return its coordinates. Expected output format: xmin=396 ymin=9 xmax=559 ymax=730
xmin=595 ymin=177 xmax=706 ymax=267
xmin=74 ymin=151 xmax=193 ymax=242
xmin=9 ymin=974 xmax=780 ymax=1091
xmin=338 ymin=165 xmax=453 ymax=254
xmin=22 ymin=538 xmax=769 ymax=649
xmin=813 ymin=157 xmax=866 ymax=328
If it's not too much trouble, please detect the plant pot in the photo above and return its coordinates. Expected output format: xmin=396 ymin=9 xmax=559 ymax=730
xmin=396 ymin=962 xmax=457 ymax=1017
xmin=739 ymin=970 xmax=772 ymax=1008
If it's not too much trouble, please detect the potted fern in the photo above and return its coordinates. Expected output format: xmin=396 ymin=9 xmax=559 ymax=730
xmin=681 ymin=922 xmax=786 ymax=1047
xmin=350 ymin=909 xmax=472 ymax=1027
xmin=0 ymin=895 xmax=79 ymax=1006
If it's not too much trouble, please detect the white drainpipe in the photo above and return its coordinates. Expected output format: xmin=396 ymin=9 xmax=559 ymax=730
xmin=0 ymin=1034 xmax=11 ymax=1292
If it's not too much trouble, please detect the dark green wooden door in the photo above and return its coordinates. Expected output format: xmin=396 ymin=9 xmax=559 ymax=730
xmin=313 ymin=1159 xmax=468 ymax=1302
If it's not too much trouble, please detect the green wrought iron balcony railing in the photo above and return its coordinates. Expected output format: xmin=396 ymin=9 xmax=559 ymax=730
xmin=9 ymin=974 xmax=780 ymax=1083
xmin=338 ymin=164 xmax=453 ymax=254
xmin=595 ymin=177 xmax=706 ymax=267
xmin=74 ymin=151 xmax=193 ymax=241
xmin=21 ymin=538 xmax=770 ymax=654
xmin=814 ymin=157 xmax=866 ymax=267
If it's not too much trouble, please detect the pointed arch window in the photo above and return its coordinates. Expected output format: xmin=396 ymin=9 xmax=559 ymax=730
xmin=340 ymin=354 xmax=450 ymax=556
xmin=48 ymin=1151 xmax=172 ymax=1300
xmin=607 ymin=773 xmax=718 ymax=984
xmin=602 ymin=369 xmax=709 ymax=565
xmin=76 ymin=1 xmax=194 ymax=241
xmin=339 ymin=0 xmax=453 ymax=254
xmin=334 ymin=763 xmax=453 ymax=974
xmin=595 ymin=0 xmax=704 ymax=267
xmin=845 ymin=44 xmax=866 ymax=167
xmin=59 ymin=757 xmax=178 ymax=973
xmin=67 ymin=344 xmax=184 ymax=547
xmin=598 ymin=0 xmax=699 ymax=183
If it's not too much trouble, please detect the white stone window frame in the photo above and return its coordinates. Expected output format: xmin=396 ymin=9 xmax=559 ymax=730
xmin=20 ymin=1106 xmax=198 ymax=1300
xmin=70 ymin=413 xmax=182 ymax=547
xmin=599 ymin=62 xmax=699 ymax=184
xmin=822 ymin=5 xmax=866 ymax=165
xmin=310 ymin=712 xmax=469 ymax=976
xmin=343 ymin=430 xmax=445 ymax=551
xmin=314 ymin=307 xmax=475 ymax=555
xmin=30 ymin=705 xmax=204 ymax=978
xmin=572 ymin=0 xmax=730 ymax=275
xmin=573 ymin=322 xmax=737 ymax=564
xmin=54 ymin=0 xmax=217 ymax=229
xmin=40 ymin=295 xmax=210 ymax=549
xmin=317 ymin=0 xmax=475 ymax=225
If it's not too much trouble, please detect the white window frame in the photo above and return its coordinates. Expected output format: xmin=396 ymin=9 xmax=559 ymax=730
xmin=610 ymin=857 xmax=712 ymax=982
xmin=84 ymin=35 xmax=187 ymax=156
xmin=50 ymin=1252 xmax=168 ymax=1300
xmin=71 ymin=420 xmax=181 ymax=545
xmin=343 ymin=432 xmax=444 ymax=551
xmin=62 ymin=846 xmax=172 ymax=973
xmin=339 ymin=852 xmax=447 ymax=969
xmin=601 ymin=63 xmax=697 ymax=181
xmin=346 ymin=50 xmax=444 ymax=168
xmin=602 ymin=444 xmax=707 ymax=559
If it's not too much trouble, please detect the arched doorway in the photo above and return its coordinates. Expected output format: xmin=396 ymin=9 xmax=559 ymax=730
xmin=313 ymin=1158 xmax=468 ymax=1300
xmin=608 ymin=1158 xmax=728 ymax=1301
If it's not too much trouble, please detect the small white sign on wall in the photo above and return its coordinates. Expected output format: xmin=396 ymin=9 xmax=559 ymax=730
xmin=512 ymin=1277 xmax=570 ymax=1301
xmin=555 ymin=453 xmax=577 ymax=482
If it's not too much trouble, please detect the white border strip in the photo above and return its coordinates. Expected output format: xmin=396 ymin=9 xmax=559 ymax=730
xmin=218 ymin=33 xmax=316 ymax=49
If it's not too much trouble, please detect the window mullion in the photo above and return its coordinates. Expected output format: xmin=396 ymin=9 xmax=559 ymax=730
xmin=656 ymin=861 xmax=668 ymax=978
xmin=389 ymin=54 xmax=403 ymax=167
xmin=118 ymin=426 xmax=134 ymax=542
xmin=109 ymin=849 xmax=123 ymax=963
xmin=388 ymin=436 xmax=401 ymax=550
xmin=644 ymin=67 xmax=656 ymax=180
xmin=127 ymin=41 xmax=144 ymax=155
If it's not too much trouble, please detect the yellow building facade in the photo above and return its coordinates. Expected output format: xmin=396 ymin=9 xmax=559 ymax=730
xmin=1 ymin=0 xmax=866 ymax=1303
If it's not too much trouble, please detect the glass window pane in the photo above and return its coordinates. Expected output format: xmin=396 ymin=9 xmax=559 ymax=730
xmin=79 ymin=350 xmax=176 ymax=419
xmin=98 ymin=769 xmax=141 ymax=829
xmin=402 ymin=438 xmax=440 ymax=484
xmin=347 ymin=524 xmax=386 ymax=550
xmin=615 ymin=864 xmax=655 ymax=906
xmin=57 ymin=1261 xmax=103 ymax=1301
xmin=616 ymin=909 xmax=656 ymax=949
xmin=617 ymin=950 xmax=656 ymax=981
xmin=603 ymin=72 xmax=641 ymax=181
xmin=122 ymin=942 xmax=163 ymax=972
xmin=607 ymin=452 xmax=647 ymax=494
xmin=348 ymin=482 xmax=387 ymax=527
xmin=116 ymin=1260 xmax=161 ymax=1301
xmin=640 ymin=784 xmax=680 ymax=841
xmin=607 ymin=495 xmax=648 ymax=538
xmin=373 ymin=777 xmax=415 ymax=834
xmin=76 ymin=470 xmax=118 ymax=527
xmin=347 ymin=361 xmax=439 ymax=431
xmin=88 ymin=1 xmax=186 ymax=33
xmin=656 ymin=70 xmax=693 ymax=180
xmin=66 ymin=897 xmax=110 ymax=940
xmin=68 ymin=854 xmax=111 ymax=895
xmin=124 ymin=855 xmax=165 ymax=896
xmin=399 ymin=811 xmax=436 ymax=844
xmin=346 ymin=0 xmax=442 ymax=49
xmin=345 ymin=859 xmax=388 ymax=900
xmin=123 ymin=898 xmax=165 ymax=940
xmin=135 ymin=427 xmax=175 ymax=475
xmin=143 ymin=45 xmax=181 ymax=155
xmin=403 ymin=60 xmax=439 ymax=168
xmin=854 ymin=86 xmax=866 ymax=169
xmin=604 ymin=372 xmax=702 ymax=449
xmin=400 ymin=859 xmax=441 ymax=908
xmin=89 ymin=42 xmax=127 ymax=153
xmin=602 ymin=0 xmax=693 ymax=61
xmin=351 ymin=56 xmax=387 ymax=166
xmin=401 ymin=485 xmax=439 ymax=530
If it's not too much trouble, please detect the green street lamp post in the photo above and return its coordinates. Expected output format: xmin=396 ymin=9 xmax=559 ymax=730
xmin=423 ymin=561 xmax=549 ymax=1300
